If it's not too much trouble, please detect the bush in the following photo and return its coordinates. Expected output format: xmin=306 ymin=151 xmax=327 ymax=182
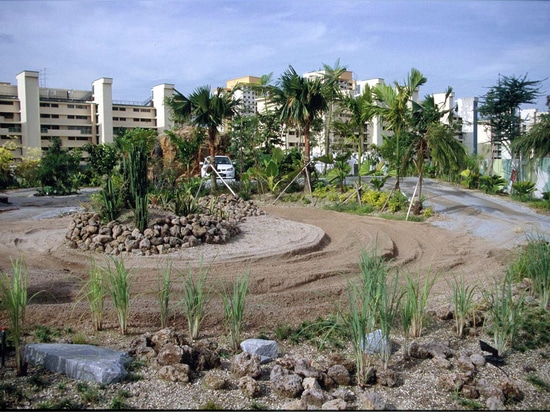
xmin=37 ymin=137 xmax=81 ymax=195
xmin=511 ymin=181 xmax=536 ymax=201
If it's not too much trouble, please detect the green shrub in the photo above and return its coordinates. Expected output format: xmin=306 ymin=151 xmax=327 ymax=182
xmin=37 ymin=137 xmax=81 ymax=195
xmin=512 ymin=181 xmax=536 ymax=201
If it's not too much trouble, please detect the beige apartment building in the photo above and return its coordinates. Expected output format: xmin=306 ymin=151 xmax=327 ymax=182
xmin=0 ymin=70 xmax=174 ymax=160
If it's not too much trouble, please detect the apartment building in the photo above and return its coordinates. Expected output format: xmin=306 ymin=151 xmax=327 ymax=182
xmin=225 ymin=75 xmax=262 ymax=116
xmin=0 ymin=70 xmax=174 ymax=160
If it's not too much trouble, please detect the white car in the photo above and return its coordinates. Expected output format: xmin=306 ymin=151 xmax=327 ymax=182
xmin=200 ymin=155 xmax=235 ymax=180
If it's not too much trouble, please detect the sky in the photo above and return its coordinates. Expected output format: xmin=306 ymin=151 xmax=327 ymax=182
xmin=1 ymin=0 xmax=549 ymax=110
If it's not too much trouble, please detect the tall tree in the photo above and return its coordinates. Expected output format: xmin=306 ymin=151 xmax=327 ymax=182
xmin=512 ymin=111 xmax=550 ymax=163
xmin=373 ymin=68 xmax=427 ymax=190
xmin=478 ymin=74 xmax=543 ymax=176
xmin=167 ymin=85 xmax=240 ymax=188
xmin=321 ymin=59 xmax=347 ymax=166
xmin=405 ymin=88 xmax=466 ymax=212
xmin=333 ymin=83 xmax=377 ymax=182
xmin=269 ymin=66 xmax=329 ymax=194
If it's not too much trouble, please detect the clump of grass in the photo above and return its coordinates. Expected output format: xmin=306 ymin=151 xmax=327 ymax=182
xmin=109 ymin=389 xmax=131 ymax=410
xmin=32 ymin=325 xmax=61 ymax=343
xmin=179 ymin=262 xmax=210 ymax=341
xmin=485 ymin=272 xmax=524 ymax=357
xmin=0 ymin=382 xmax=25 ymax=408
xmin=401 ymin=268 xmax=437 ymax=358
xmin=157 ymin=260 xmax=174 ymax=329
xmin=73 ymin=257 xmax=107 ymax=332
xmin=76 ymin=382 xmax=99 ymax=404
xmin=36 ymin=398 xmax=81 ymax=410
xmin=104 ymin=256 xmax=134 ymax=335
xmin=527 ymin=374 xmax=550 ymax=392
xmin=449 ymin=275 xmax=477 ymax=338
xmin=402 ymin=268 xmax=438 ymax=338
xmin=275 ymin=316 xmax=347 ymax=350
xmin=508 ymin=232 xmax=550 ymax=310
xmin=71 ymin=332 xmax=89 ymax=345
xmin=0 ymin=256 xmax=31 ymax=376
xmin=222 ymin=271 xmax=250 ymax=351
xmin=200 ymin=400 xmax=223 ymax=410
xmin=514 ymin=306 xmax=550 ymax=352
xmin=344 ymin=246 xmax=400 ymax=382
xmin=28 ymin=372 xmax=48 ymax=391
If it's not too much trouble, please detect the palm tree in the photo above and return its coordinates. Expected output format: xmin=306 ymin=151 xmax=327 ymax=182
xmin=405 ymin=89 xmax=466 ymax=213
xmin=512 ymin=112 xmax=550 ymax=162
xmin=167 ymin=85 xmax=240 ymax=188
xmin=335 ymin=84 xmax=377 ymax=183
xmin=269 ymin=66 xmax=329 ymax=193
xmin=321 ymin=59 xmax=347 ymax=169
xmin=373 ymin=68 xmax=427 ymax=191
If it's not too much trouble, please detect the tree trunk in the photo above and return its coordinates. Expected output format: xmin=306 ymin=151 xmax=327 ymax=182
xmin=208 ymin=128 xmax=217 ymax=190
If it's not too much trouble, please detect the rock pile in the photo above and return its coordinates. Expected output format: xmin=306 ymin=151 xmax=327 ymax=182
xmin=64 ymin=195 xmax=264 ymax=255
xmin=128 ymin=327 xmax=525 ymax=410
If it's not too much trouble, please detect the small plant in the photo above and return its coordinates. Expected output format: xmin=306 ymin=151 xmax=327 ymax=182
xmin=509 ymin=233 xmax=550 ymax=310
xmin=71 ymin=332 xmax=89 ymax=345
xmin=344 ymin=246 xmax=397 ymax=382
xmin=105 ymin=256 xmax=134 ymax=335
xmin=479 ymin=174 xmax=506 ymax=194
xmin=99 ymin=176 xmax=122 ymax=223
xmin=485 ymin=272 xmax=524 ymax=357
xmin=36 ymin=398 xmax=81 ymax=410
xmin=514 ymin=307 xmax=550 ymax=352
xmin=401 ymin=268 xmax=437 ymax=358
xmin=222 ymin=271 xmax=250 ymax=351
xmin=450 ymin=275 xmax=476 ymax=338
xmin=527 ymin=374 xmax=550 ymax=392
xmin=511 ymin=180 xmax=536 ymax=201
xmin=200 ymin=400 xmax=223 ymax=410
xmin=278 ymin=316 xmax=347 ymax=350
xmin=250 ymin=401 xmax=269 ymax=410
xmin=377 ymin=271 xmax=402 ymax=370
xmin=109 ymin=390 xmax=131 ymax=410
xmin=28 ymin=372 xmax=48 ymax=391
xmin=179 ymin=262 xmax=210 ymax=341
xmin=32 ymin=325 xmax=61 ymax=343
xmin=0 ymin=256 xmax=31 ymax=376
xmin=157 ymin=260 xmax=174 ymax=329
xmin=76 ymin=381 xmax=99 ymax=403
xmin=75 ymin=257 xmax=107 ymax=332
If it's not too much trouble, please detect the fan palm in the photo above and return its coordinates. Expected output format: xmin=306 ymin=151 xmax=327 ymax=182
xmin=167 ymin=85 xmax=240 ymax=188
xmin=512 ymin=113 xmax=550 ymax=162
xmin=373 ymin=68 xmax=427 ymax=190
xmin=404 ymin=88 xmax=466 ymax=213
xmin=321 ymin=59 xmax=347 ymax=167
xmin=269 ymin=66 xmax=329 ymax=193
xmin=335 ymin=84 xmax=378 ymax=182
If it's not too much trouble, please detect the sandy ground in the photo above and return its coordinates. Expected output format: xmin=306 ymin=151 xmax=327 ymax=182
xmin=0 ymin=188 xmax=512 ymax=336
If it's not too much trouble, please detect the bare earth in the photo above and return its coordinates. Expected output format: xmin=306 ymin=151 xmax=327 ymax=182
xmin=0 ymin=192 xmax=510 ymax=334
xmin=3 ymin=188 xmax=549 ymax=410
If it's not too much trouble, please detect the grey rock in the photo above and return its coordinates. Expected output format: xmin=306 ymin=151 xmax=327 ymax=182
xmin=240 ymin=338 xmax=278 ymax=364
xmin=230 ymin=351 xmax=262 ymax=379
xmin=294 ymin=358 xmax=321 ymax=379
xmin=361 ymin=329 xmax=390 ymax=355
xmin=301 ymin=387 xmax=332 ymax=407
xmin=327 ymin=364 xmax=351 ymax=386
xmin=322 ymin=398 xmax=348 ymax=410
xmin=271 ymin=364 xmax=304 ymax=398
xmin=359 ymin=391 xmax=386 ymax=410
xmin=156 ymin=364 xmax=190 ymax=383
xmin=238 ymin=375 xmax=262 ymax=398
xmin=25 ymin=343 xmax=131 ymax=384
